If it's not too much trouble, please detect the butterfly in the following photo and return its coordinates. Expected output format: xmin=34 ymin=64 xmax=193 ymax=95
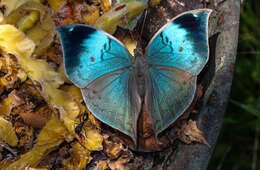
xmin=56 ymin=9 xmax=212 ymax=144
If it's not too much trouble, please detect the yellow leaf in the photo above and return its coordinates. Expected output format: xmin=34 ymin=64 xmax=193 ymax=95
xmin=85 ymin=129 xmax=103 ymax=151
xmin=46 ymin=0 xmax=67 ymax=12
xmin=6 ymin=116 xmax=68 ymax=169
xmin=0 ymin=96 xmax=12 ymax=116
xmin=4 ymin=1 xmax=55 ymax=57
xmin=122 ymin=34 xmax=137 ymax=56
xmin=0 ymin=117 xmax=18 ymax=146
xmin=94 ymin=1 xmax=148 ymax=34
xmin=0 ymin=0 xmax=40 ymax=16
xmin=62 ymin=142 xmax=92 ymax=170
xmin=83 ymin=6 xmax=100 ymax=25
xmin=0 ymin=25 xmax=35 ymax=59
xmin=0 ymin=25 xmax=80 ymax=136
xmin=149 ymin=0 xmax=162 ymax=6
xmin=101 ymin=0 xmax=112 ymax=12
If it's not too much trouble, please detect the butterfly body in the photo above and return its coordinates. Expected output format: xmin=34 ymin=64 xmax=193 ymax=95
xmin=56 ymin=9 xmax=212 ymax=146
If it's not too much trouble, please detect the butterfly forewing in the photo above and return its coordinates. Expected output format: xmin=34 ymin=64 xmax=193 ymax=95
xmin=144 ymin=9 xmax=211 ymax=136
xmin=56 ymin=25 xmax=132 ymax=88
xmin=145 ymin=9 xmax=212 ymax=75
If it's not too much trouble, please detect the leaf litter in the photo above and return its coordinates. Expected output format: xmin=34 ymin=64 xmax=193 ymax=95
xmin=0 ymin=0 xmax=209 ymax=169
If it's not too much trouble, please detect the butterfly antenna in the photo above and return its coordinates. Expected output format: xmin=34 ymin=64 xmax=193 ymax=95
xmin=140 ymin=9 xmax=148 ymax=42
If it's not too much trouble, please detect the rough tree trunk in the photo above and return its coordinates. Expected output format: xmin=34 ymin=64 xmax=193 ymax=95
xmin=138 ymin=0 xmax=240 ymax=169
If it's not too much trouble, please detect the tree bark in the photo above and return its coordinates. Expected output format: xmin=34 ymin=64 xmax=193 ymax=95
xmin=139 ymin=0 xmax=240 ymax=169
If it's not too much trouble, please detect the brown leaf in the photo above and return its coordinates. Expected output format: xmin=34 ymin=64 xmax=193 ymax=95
xmin=54 ymin=4 xmax=74 ymax=26
xmin=96 ymin=160 xmax=109 ymax=170
xmin=178 ymin=120 xmax=210 ymax=147
xmin=14 ymin=121 xmax=34 ymax=149
xmin=103 ymin=134 xmax=125 ymax=159
xmin=108 ymin=151 xmax=142 ymax=170
xmin=11 ymin=81 xmax=52 ymax=128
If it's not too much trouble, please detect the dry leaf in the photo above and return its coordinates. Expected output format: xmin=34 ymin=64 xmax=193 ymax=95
xmin=4 ymin=1 xmax=56 ymax=57
xmin=108 ymin=151 xmax=142 ymax=170
xmin=94 ymin=1 xmax=148 ymax=34
xmin=0 ymin=158 xmax=13 ymax=170
xmin=47 ymin=0 xmax=67 ymax=12
xmin=0 ymin=25 xmax=81 ymax=137
xmin=0 ymin=117 xmax=18 ymax=146
xmin=62 ymin=142 xmax=92 ymax=170
xmin=103 ymin=134 xmax=124 ymax=159
xmin=178 ymin=120 xmax=210 ymax=147
xmin=0 ymin=96 xmax=13 ymax=116
xmin=122 ymin=34 xmax=137 ymax=56
xmin=6 ymin=115 xmax=68 ymax=169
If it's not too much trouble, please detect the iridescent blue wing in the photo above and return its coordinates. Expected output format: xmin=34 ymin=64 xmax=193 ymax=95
xmin=145 ymin=66 xmax=196 ymax=134
xmin=145 ymin=9 xmax=212 ymax=75
xmin=81 ymin=68 xmax=141 ymax=142
xmin=56 ymin=25 xmax=132 ymax=88
xmin=144 ymin=9 xmax=212 ymax=135
xmin=56 ymin=25 xmax=141 ymax=141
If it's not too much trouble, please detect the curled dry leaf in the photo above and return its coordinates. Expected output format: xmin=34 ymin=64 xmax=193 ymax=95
xmin=96 ymin=160 xmax=109 ymax=170
xmin=6 ymin=115 xmax=68 ymax=169
xmin=47 ymin=0 xmax=67 ymax=13
xmin=0 ymin=25 xmax=81 ymax=136
xmin=0 ymin=53 xmax=21 ymax=90
xmin=84 ymin=129 xmax=103 ymax=151
xmin=14 ymin=121 xmax=34 ymax=149
xmin=0 ymin=0 xmax=42 ymax=16
xmin=0 ymin=117 xmax=18 ymax=147
xmin=62 ymin=115 xmax=103 ymax=169
xmin=4 ymin=1 xmax=55 ymax=57
xmin=11 ymin=83 xmax=52 ymax=129
xmin=178 ymin=119 xmax=210 ymax=147
xmin=101 ymin=0 xmax=112 ymax=12
xmin=0 ymin=158 xmax=13 ymax=170
xmin=108 ymin=151 xmax=143 ymax=170
xmin=54 ymin=4 xmax=74 ymax=26
xmin=94 ymin=1 xmax=148 ymax=34
xmin=103 ymin=134 xmax=125 ymax=159
xmin=82 ymin=5 xmax=100 ymax=25
xmin=62 ymin=142 xmax=92 ymax=170
xmin=0 ymin=96 xmax=13 ymax=116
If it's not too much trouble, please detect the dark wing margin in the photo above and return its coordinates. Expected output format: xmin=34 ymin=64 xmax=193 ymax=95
xmin=56 ymin=24 xmax=132 ymax=88
xmin=145 ymin=9 xmax=212 ymax=75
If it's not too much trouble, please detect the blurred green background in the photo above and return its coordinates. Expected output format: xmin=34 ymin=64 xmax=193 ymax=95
xmin=208 ymin=0 xmax=260 ymax=169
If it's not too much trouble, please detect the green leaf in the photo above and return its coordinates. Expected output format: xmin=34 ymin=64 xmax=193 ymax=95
xmin=230 ymin=100 xmax=260 ymax=119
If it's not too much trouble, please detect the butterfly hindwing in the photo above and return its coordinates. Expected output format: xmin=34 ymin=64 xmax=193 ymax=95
xmin=81 ymin=68 xmax=141 ymax=141
xmin=145 ymin=65 xmax=196 ymax=135
xmin=56 ymin=25 xmax=132 ymax=88
xmin=145 ymin=9 xmax=212 ymax=75
xmin=56 ymin=25 xmax=141 ymax=140
xmin=144 ymin=9 xmax=211 ymax=135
